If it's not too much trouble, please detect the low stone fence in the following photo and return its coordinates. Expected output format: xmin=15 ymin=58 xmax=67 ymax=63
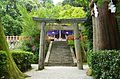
xmin=6 ymin=36 xmax=31 ymax=42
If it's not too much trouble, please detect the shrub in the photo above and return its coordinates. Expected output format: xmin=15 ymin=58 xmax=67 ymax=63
xmin=87 ymin=50 xmax=93 ymax=67
xmin=0 ymin=50 xmax=34 ymax=78
xmin=0 ymin=51 xmax=8 ymax=79
xmin=88 ymin=50 xmax=120 ymax=79
xmin=33 ymin=41 xmax=50 ymax=64
xmin=67 ymin=40 xmax=74 ymax=45
xmin=11 ymin=50 xmax=34 ymax=72
xmin=15 ymin=40 xmax=50 ymax=64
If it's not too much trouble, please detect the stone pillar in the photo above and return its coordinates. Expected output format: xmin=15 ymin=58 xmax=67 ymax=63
xmin=59 ymin=30 xmax=61 ymax=40
xmin=38 ymin=22 xmax=46 ymax=70
xmin=73 ymin=23 xmax=83 ymax=70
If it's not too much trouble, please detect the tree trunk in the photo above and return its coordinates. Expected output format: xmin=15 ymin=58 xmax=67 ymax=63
xmin=92 ymin=1 xmax=120 ymax=50
xmin=0 ymin=20 xmax=27 ymax=79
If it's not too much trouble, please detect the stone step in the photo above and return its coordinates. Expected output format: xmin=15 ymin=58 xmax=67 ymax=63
xmin=47 ymin=63 xmax=75 ymax=66
xmin=46 ymin=41 xmax=75 ymax=66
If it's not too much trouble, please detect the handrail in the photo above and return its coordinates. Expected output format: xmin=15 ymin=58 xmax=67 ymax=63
xmin=45 ymin=41 xmax=53 ymax=65
xmin=70 ymin=46 xmax=77 ymax=65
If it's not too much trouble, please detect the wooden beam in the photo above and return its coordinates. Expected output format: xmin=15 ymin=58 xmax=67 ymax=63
xmin=38 ymin=22 xmax=46 ymax=70
xmin=33 ymin=17 xmax=86 ymax=23
xmin=73 ymin=23 xmax=83 ymax=70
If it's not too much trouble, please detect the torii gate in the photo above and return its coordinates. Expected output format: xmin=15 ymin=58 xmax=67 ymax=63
xmin=33 ymin=17 xmax=86 ymax=70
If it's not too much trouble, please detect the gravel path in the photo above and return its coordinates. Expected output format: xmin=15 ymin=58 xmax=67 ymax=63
xmin=25 ymin=64 xmax=93 ymax=79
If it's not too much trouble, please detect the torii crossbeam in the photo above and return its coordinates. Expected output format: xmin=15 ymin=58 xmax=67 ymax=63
xmin=33 ymin=17 xmax=86 ymax=23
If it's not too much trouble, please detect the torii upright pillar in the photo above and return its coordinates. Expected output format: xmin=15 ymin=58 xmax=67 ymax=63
xmin=38 ymin=22 xmax=46 ymax=70
xmin=73 ymin=23 xmax=83 ymax=70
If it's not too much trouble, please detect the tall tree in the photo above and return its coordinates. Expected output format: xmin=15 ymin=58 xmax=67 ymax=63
xmin=62 ymin=0 xmax=79 ymax=7
xmin=0 ymin=0 xmax=39 ymax=36
xmin=62 ymin=0 xmax=89 ymax=11
xmin=0 ymin=0 xmax=22 ymax=36
xmin=90 ymin=0 xmax=120 ymax=50
xmin=39 ymin=0 xmax=53 ymax=6
xmin=0 ymin=20 xmax=27 ymax=79
xmin=59 ymin=4 xmax=86 ymax=18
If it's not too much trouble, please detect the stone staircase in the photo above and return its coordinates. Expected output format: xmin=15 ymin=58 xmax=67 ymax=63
xmin=47 ymin=41 xmax=75 ymax=66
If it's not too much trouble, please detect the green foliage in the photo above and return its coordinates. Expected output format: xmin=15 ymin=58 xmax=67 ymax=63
xmin=93 ymin=0 xmax=116 ymax=7
xmin=17 ymin=2 xmax=86 ymax=55
xmin=116 ymin=1 xmax=120 ymax=15
xmin=15 ymin=40 xmax=33 ymax=52
xmin=33 ymin=3 xmax=55 ymax=18
xmin=1 ymin=0 xmax=87 ymax=36
xmin=96 ymin=0 xmax=104 ymax=6
xmin=59 ymin=4 xmax=86 ymax=18
xmin=40 ymin=0 xmax=53 ymax=5
xmin=33 ymin=3 xmax=86 ymax=19
xmin=74 ymin=0 xmax=92 ymax=51
xmin=0 ymin=0 xmax=23 ymax=36
xmin=63 ymin=0 xmax=89 ymax=11
xmin=88 ymin=50 xmax=120 ymax=79
xmin=1 ymin=0 xmax=87 ymax=65
xmin=62 ymin=0 xmax=79 ymax=7
xmin=86 ymin=68 xmax=92 ymax=76
xmin=0 ymin=0 xmax=39 ymax=36
xmin=11 ymin=50 xmax=34 ymax=72
xmin=87 ymin=50 xmax=93 ymax=67
xmin=0 ymin=51 xmax=9 ymax=79
xmin=0 ymin=50 xmax=34 ymax=77
xmin=1 ymin=14 xmax=22 ymax=36
xmin=17 ymin=4 xmax=38 ymax=36
xmin=67 ymin=40 xmax=74 ymax=48
xmin=75 ymin=0 xmax=89 ymax=6
xmin=82 ymin=16 xmax=93 ymax=50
